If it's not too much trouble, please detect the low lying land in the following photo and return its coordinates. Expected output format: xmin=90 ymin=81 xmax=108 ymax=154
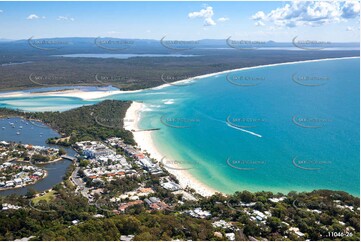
xmin=0 ymin=43 xmax=358 ymax=91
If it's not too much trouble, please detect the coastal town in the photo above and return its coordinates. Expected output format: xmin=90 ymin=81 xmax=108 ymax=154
xmin=0 ymin=161 xmax=46 ymax=190
xmin=0 ymin=102 xmax=359 ymax=240
xmin=0 ymin=140 xmax=60 ymax=190
xmin=0 ymin=140 xmax=65 ymax=164
xmin=0 ymin=103 xmax=359 ymax=240
xmin=2 ymin=133 xmax=356 ymax=241
xmin=72 ymin=137 xmax=196 ymax=211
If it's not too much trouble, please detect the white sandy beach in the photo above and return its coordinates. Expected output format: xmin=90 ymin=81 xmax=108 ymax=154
xmin=124 ymin=101 xmax=218 ymax=197
xmin=0 ymin=57 xmax=358 ymax=101
xmin=0 ymin=89 xmax=125 ymax=101
xmin=1 ymin=56 xmax=358 ymax=196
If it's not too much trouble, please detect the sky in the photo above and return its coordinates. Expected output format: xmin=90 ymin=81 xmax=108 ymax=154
xmin=0 ymin=1 xmax=359 ymax=42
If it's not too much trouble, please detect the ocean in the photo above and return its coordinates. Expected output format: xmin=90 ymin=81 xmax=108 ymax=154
xmin=0 ymin=57 xmax=359 ymax=195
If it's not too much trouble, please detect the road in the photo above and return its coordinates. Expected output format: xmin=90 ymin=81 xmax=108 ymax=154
xmin=70 ymin=167 xmax=91 ymax=201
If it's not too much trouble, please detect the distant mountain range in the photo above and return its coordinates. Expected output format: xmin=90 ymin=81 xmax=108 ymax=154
xmin=0 ymin=37 xmax=358 ymax=56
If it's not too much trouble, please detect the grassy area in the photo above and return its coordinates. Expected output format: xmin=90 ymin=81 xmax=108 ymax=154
xmin=32 ymin=190 xmax=56 ymax=204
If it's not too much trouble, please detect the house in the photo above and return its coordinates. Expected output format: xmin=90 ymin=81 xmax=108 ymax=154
xmin=289 ymin=227 xmax=305 ymax=237
xmin=14 ymin=178 xmax=22 ymax=186
xmin=225 ymin=233 xmax=236 ymax=241
xmin=72 ymin=220 xmax=80 ymax=225
xmin=161 ymin=181 xmax=181 ymax=191
xmin=120 ymin=235 xmax=134 ymax=241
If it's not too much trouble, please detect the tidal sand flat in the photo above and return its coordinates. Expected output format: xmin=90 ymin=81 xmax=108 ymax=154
xmin=0 ymin=57 xmax=359 ymax=196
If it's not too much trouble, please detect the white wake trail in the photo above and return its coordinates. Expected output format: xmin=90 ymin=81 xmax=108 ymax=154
xmin=226 ymin=123 xmax=262 ymax=138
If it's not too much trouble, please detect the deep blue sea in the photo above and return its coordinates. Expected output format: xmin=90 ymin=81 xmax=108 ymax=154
xmin=0 ymin=58 xmax=359 ymax=195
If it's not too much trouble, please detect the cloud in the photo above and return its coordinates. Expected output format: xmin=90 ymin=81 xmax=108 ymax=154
xmin=57 ymin=16 xmax=75 ymax=21
xmin=251 ymin=1 xmax=360 ymax=28
xmin=252 ymin=11 xmax=266 ymax=21
xmin=0 ymin=10 xmax=3 ymax=13
xmin=188 ymin=6 xmax=216 ymax=26
xmin=27 ymin=14 xmax=40 ymax=20
xmin=342 ymin=1 xmax=360 ymax=18
xmin=218 ymin=17 xmax=230 ymax=22
xmin=255 ymin=21 xmax=265 ymax=26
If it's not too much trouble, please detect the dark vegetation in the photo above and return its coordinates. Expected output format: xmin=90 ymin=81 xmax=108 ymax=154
xmin=0 ymin=100 xmax=135 ymax=145
xmin=0 ymin=38 xmax=358 ymax=91
xmin=0 ymin=188 xmax=359 ymax=241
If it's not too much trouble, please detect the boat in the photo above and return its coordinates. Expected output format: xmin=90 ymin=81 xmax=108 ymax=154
xmin=16 ymin=131 xmax=20 ymax=135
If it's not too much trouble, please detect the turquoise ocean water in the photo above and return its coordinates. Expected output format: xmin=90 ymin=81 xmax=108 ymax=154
xmin=0 ymin=58 xmax=359 ymax=195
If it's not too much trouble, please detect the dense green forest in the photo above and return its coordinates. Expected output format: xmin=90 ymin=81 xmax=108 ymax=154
xmin=0 ymin=100 xmax=135 ymax=145
xmin=0 ymin=186 xmax=359 ymax=241
xmin=0 ymin=46 xmax=358 ymax=91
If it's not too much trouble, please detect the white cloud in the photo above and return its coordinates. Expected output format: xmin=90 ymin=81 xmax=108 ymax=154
xmin=252 ymin=11 xmax=266 ymax=21
xmin=342 ymin=1 xmax=360 ymax=18
xmin=218 ymin=17 xmax=230 ymax=22
xmin=188 ymin=6 xmax=216 ymax=26
xmin=346 ymin=26 xmax=353 ymax=31
xmin=255 ymin=21 xmax=265 ymax=26
xmin=57 ymin=16 xmax=75 ymax=21
xmin=251 ymin=1 xmax=360 ymax=28
xmin=27 ymin=14 xmax=40 ymax=20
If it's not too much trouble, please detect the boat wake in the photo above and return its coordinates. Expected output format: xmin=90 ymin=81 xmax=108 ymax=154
xmin=193 ymin=108 xmax=263 ymax=138
xmin=226 ymin=122 xmax=262 ymax=138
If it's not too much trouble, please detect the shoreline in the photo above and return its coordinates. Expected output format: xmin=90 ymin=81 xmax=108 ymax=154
xmin=0 ymin=56 xmax=358 ymax=101
xmin=0 ymin=169 xmax=48 ymax=192
xmin=124 ymin=101 xmax=219 ymax=197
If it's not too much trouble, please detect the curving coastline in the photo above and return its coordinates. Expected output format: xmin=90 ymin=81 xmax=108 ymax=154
xmin=0 ymin=57 xmax=359 ymax=197
xmin=124 ymin=101 xmax=218 ymax=197
xmin=0 ymin=56 xmax=358 ymax=101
